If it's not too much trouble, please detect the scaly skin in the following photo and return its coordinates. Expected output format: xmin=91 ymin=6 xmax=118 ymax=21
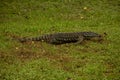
xmin=19 ymin=32 xmax=102 ymax=44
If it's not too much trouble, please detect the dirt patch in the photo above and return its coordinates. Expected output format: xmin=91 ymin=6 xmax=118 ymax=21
xmin=14 ymin=43 xmax=44 ymax=61
xmin=16 ymin=49 xmax=36 ymax=60
xmin=0 ymin=51 xmax=15 ymax=64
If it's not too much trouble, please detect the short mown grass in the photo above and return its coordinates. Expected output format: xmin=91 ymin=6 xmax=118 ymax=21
xmin=0 ymin=0 xmax=120 ymax=80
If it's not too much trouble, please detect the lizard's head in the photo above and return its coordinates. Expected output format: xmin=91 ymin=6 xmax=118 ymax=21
xmin=82 ymin=32 xmax=103 ymax=40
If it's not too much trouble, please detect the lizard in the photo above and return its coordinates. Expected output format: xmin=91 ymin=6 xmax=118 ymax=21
xmin=19 ymin=32 xmax=103 ymax=44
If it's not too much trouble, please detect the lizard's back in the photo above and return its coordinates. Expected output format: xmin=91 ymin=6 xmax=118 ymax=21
xmin=49 ymin=32 xmax=81 ymax=44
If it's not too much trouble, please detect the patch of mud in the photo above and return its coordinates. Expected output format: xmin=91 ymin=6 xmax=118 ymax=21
xmin=14 ymin=44 xmax=44 ymax=61
xmin=0 ymin=51 xmax=15 ymax=64
xmin=15 ymin=43 xmax=74 ymax=63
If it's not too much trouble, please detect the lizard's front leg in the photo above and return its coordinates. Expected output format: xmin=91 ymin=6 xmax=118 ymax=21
xmin=75 ymin=36 xmax=84 ymax=44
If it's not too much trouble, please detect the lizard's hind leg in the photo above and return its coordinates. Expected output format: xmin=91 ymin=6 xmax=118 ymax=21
xmin=49 ymin=38 xmax=62 ymax=45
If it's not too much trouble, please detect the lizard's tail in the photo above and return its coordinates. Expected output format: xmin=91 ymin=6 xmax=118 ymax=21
xmin=19 ymin=36 xmax=42 ymax=43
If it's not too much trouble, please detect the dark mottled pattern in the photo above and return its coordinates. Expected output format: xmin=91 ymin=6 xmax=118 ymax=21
xmin=19 ymin=32 xmax=102 ymax=44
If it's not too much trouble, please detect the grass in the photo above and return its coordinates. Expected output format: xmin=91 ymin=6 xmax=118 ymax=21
xmin=0 ymin=0 xmax=120 ymax=80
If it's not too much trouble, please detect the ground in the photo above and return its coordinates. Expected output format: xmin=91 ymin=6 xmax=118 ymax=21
xmin=0 ymin=0 xmax=120 ymax=80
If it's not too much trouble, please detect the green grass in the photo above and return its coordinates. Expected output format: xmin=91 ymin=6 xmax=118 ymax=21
xmin=0 ymin=0 xmax=120 ymax=80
